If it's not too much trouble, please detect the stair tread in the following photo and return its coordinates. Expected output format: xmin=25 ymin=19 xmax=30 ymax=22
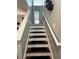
xmin=30 ymin=31 xmax=45 ymax=33
xmin=30 ymin=26 xmax=45 ymax=28
xmin=29 ymin=38 xmax=47 ymax=41
xmin=26 ymin=53 xmax=51 ymax=56
xmin=29 ymin=33 xmax=46 ymax=36
xmin=27 ymin=44 xmax=48 ymax=48
xmin=30 ymin=28 xmax=45 ymax=29
xmin=30 ymin=29 xmax=45 ymax=32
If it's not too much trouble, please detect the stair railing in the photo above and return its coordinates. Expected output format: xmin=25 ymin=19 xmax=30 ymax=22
xmin=42 ymin=11 xmax=61 ymax=46
xmin=17 ymin=9 xmax=31 ymax=59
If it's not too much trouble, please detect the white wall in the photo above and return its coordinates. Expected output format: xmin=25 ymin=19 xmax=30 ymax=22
xmin=43 ymin=0 xmax=61 ymax=41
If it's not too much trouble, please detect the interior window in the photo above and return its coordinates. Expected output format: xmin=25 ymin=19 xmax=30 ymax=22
xmin=33 ymin=0 xmax=45 ymax=6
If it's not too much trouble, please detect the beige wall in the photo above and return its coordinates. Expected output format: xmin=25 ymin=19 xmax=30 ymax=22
xmin=17 ymin=0 xmax=29 ymax=22
xmin=17 ymin=0 xmax=28 ymax=13
xmin=43 ymin=0 xmax=61 ymax=41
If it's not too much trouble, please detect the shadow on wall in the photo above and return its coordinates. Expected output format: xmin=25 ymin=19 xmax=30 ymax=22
xmin=17 ymin=0 xmax=29 ymax=30
xmin=17 ymin=15 xmax=24 ymax=30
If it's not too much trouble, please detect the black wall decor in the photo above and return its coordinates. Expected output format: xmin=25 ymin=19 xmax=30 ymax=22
xmin=46 ymin=0 xmax=54 ymax=11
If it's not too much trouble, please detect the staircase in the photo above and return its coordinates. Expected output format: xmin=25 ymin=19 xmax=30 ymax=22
xmin=25 ymin=24 xmax=54 ymax=59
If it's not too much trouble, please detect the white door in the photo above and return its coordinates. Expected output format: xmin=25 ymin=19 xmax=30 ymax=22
xmin=34 ymin=11 xmax=39 ymax=24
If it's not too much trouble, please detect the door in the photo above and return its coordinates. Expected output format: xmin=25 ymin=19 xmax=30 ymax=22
xmin=34 ymin=11 xmax=40 ymax=24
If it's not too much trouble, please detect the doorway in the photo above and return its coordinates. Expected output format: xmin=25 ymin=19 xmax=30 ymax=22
xmin=34 ymin=11 xmax=39 ymax=24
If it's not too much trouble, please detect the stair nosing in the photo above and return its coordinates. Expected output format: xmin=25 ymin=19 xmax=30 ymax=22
xmin=30 ymin=29 xmax=45 ymax=31
xmin=28 ymin=38 xmax=47 ymax=41
xmin=26 ymin=53 xmax=51 ymax=56
xmin=27 ymin=44 xmax=48 ymax=48
xmin=30 ymin=26 xmax=45 ymax=28
xmin=29 ymin=33 xmax=46 ymax=36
